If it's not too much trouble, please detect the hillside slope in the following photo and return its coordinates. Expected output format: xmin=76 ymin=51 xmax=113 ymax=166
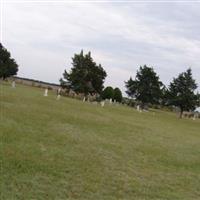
xmin=1 ymin=82 xmax=200 ymax=200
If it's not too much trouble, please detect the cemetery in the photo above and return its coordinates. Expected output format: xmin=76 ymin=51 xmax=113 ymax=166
xmin=1 ymin=81 xmax=200 ymax=199
xmin=1 ymin=3 xmax=200 ymax=198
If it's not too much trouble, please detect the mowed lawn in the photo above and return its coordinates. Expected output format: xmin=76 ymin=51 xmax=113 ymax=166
xmin=0 ymin=82 xmax=200 ymax=200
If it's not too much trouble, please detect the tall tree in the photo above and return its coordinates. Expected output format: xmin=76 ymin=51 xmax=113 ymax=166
xmin=167 ymin=68 xmax=198 ymax=118
xmin=113 ymin=87 xmax=123 ymax=102
xmin=125 ymin=65 xmax=163 ymax=107
xmin=0 ymin=43 xmax=18 ymax=79
xmin=101 ymin=86 xmax=114 ymax=100
xmin=60 ymin=50 xmax=107 ymax=95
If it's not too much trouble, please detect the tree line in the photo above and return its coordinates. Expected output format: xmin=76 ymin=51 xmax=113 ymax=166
xmin=1 ymin=44 xmax=199 ymax=118
xmin=125 ymin=66 xmax=199 ymax=118
xmin=60 ymin=50 xmax=199 ymax=118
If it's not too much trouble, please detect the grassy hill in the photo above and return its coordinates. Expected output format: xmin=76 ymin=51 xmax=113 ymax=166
xmin=1 ymin=82 xmax=200 ymax=200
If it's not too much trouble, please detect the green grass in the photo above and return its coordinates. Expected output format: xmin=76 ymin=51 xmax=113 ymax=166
xmin=0 ymin=82 xmax=200 ymax=200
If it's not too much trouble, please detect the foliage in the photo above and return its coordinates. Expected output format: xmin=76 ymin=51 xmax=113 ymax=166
xmin=60 ymin=50 xmax=107 ymax=95
xmin=125 ymin=65 xmax=163 ymax=107
xmin=101 ymin=86 xmax=114 ymax=100
xmin=0 ymin=43 xmax=18 ymax=79
xmin=167 ymin=68 xmax=198 ymax=117
xmin=196 ymin=93 xmax=200 ymax=107
xmin=160 ymin=85 xmax=169 ymax=106
xmin=113 ymin=87 xmax=123 ymax=102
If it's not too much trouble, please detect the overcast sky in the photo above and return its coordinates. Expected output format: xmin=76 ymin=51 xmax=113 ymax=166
xmin=2 ymin=0 xmax=200 ymax=94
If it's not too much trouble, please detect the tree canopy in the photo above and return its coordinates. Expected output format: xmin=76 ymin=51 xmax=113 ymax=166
xmin=101 ymin=86 xmax=114 ymax=100
xmin=60 ymin=50 xmax=107 ymax=95
xmin=113 ymin=88 xmax=123 ymax=102
xmin=0 ymin=43 xmax=18 ymax=79
xmin=167 ymin=68 xmax=198 ymax=118
xmin=125 ymin=65 xmax=163 ymax=106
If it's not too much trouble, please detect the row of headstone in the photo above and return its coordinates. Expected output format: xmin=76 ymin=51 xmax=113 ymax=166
xmin=8 ymin=82 xmax=140 ymax=110
xmin=104 ymin=98 xmax=116 ymax=104
xmin=10 ymin=81 xmax=61 ymax=101
xmin=82 ymin=95 xmax=97 ymax=103
xmin=136 ymin=105 xmax=150 ymax=113
xmin=10 ymin=82 xmax=148 ymax=111
xmin=82 ymin=96 xmax=123 ymax=108
xmin=82 ymin=96 xmax=105 ymax=107
xmin=81 ymin=95 xmax=121 ymax=107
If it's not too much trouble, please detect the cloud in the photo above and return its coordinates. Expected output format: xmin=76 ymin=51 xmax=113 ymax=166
xmin=3 ymin=1 xmax=200 ymax=94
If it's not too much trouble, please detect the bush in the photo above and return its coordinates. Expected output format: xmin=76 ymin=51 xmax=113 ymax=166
xmin=101 ymin=86 xmax=114 ymax=100
xmin=113 ymin=88 xmax=122 ymax=102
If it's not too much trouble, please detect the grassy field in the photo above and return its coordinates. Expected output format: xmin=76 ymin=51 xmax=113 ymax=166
xmin=0 ymin=82 xmax=200 ymax=200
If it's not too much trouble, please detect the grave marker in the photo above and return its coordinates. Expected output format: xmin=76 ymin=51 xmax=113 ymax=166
xmin=44 ymin=89 xmax=48 ymax=97
xmin=101 ymin=101 xmax=105 ymax=107
xmin=12 ymin=81 xmax=16 ymax=88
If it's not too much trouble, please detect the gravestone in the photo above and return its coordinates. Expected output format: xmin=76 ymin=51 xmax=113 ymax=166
xmin=109 ymin=98 xmax=112 ymax=104
xmin=101 ymin=101 xmax=105 ymax=107
xmin=58 ymin=88 xmax=61 ymax=94
xmin=44 ymin=89 xmax=48 ymax=97
xmin=12 ymin=81 xmax=16 ymax=88
xmin=57 ymin=88 xmax=61 ymax=100
xmin=83 ymin=97 xmax=86 ymax=102
xmin=193 ymin=112 xmax=198 ymax=120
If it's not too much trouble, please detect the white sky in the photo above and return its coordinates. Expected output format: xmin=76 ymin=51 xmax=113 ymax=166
xmin=1 ymin=0 xmax=200 ymax=94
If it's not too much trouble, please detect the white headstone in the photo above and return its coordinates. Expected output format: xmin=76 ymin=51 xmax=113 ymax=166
xmin=193 ymin=113 xmax=198 ymax=120
xmin=83 ymin=97 xmax=86 ymax=102
xmin=101 ymin=101 xmax=105 ymax=107
xmin=109 ymin=98 xmax=112 ymax=104
xmin=12 ymin=81 xmax=16 ymax=88
xmin=137 ymin=105 xmax=140 ymax=112
xmin=58 ymin=88 xmax=61 ymax=94
xmin=44 ymin=89 xmax=48 ymax=97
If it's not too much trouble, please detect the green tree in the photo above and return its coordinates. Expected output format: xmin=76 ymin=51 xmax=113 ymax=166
xmin=60 ymin=50 xmax=107 ymax=95
xmin=125 ymin=65 xmax=163 ymax=107
xmin=0 ymin=43 xmax=18 ymax=79
xmin=167 ymin=68 xmax=198 ymax=118
xmin=113 ymin=87 xmax=122 ymax=102
xmin=101 ymin=86 xmax=114 ymax=100
xmin=197 ymin=93 xmax=200 ymax=107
